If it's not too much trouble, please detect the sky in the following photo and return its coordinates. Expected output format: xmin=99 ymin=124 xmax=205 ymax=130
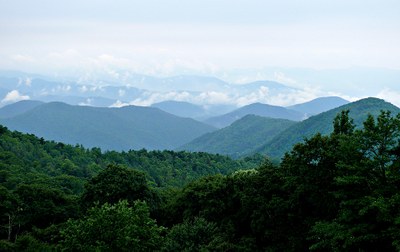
xmin=0 ymin=0 xmax=400 ymax=104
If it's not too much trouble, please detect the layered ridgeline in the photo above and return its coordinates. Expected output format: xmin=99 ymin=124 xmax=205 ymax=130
xmin=258 ymin=97 xmax=400 ymax=158
xmin=179 ymin=97 xmax=351 ymax=158
xmin=0 ymin=101 xmax=216 ymax=151
xmin=204 ymin=103 xmax=304 ymax=128
xmin=179 ymin=115 xmax=296 ymax=158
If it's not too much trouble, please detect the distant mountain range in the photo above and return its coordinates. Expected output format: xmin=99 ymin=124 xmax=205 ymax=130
xmin=179 ymin=115 xmax=296 ymax=158
xmin=0 ymin=101 xmax=216 ymax=151
xmin=0 ymin=97 xmax=398 ymax=160
xmin=204 ymin=103 xmax=304 ymax=128
xmin=2 ymin=71 xmax=398 ymax=160
xmin=0 ymin=71 xmax=309 ymax=110
xmin=150 ymin=96 xmax=349 ymax=123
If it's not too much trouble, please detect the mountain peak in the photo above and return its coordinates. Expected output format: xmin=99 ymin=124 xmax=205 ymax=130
xmin=204 ymin=102 xmax=304 ymax=128
xmin=288 ymin=96 xmax=349 ymax=115
xmin=258 ymin=97 xmax=400 ymax=159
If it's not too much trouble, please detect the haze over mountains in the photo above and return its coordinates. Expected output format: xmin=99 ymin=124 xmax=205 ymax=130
xmin=0 ymin=71 xmax=399 ymax=159
xmin=0 ymin=71 xmax=347 ymax=110
xmin=1 ymin=95 xmax=393 ymax=160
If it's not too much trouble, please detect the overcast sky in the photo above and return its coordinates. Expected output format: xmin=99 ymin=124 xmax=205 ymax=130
xmin=1 ymin=0 xmax=400 ymax=104
xmin=1 ymin=0 xmax=399 ymax=75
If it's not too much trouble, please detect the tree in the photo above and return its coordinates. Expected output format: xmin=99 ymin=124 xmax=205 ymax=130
xmin=162 ymin=217 xmax=222 ymax=252
xmin=308 ymin=111 xmax=400 ymax=251
xmin=333 ymin=110 xmax=354 ymax=135
xmin=358 ymin=111 xmax=400 ymax=183
xmin=0 ymin=186 xmax=19 ymax=241
xmin=81 ymin=164 xmax=157 ymax=210
xmin=59 ymin=200 xmax=164 ymax=251
xmin=15 ymin=184 xmax=78 ymax=231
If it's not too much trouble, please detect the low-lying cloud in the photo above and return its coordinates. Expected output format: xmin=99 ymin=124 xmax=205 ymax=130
xmin=1 ymin=90 xmax=30 ymax=103
xmin=377 ymin=88 xmax=400 ymax=107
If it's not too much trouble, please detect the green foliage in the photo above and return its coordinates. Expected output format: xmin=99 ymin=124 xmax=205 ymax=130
xmin=59 ymin=200 xmax=164 ymax=252
xmin=162 ymin=217 xmax=223 ymax=252
xmin=15 ymin=184 xmax=79 ymax=230
xmin=0 ymin=124 xmax=253 ymax=245
xmin=333 ymin=110 xmax=354 ymax=135
xmin=0 ymin=124 xmax=252 ymax=190
xmin=162 ymin=110 xmax=400 ymax=251
xmin=2 ymin=108 xmax=400 ymax=251
xmin=81 ymin=164 xmax=156 ymax=210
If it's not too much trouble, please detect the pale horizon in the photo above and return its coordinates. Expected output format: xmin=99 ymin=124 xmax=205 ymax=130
xmin=1 ymin=0 xmax=400 ymax=106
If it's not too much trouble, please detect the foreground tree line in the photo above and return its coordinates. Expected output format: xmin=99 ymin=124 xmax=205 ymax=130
xmin=1 ymin=110 xmax=400 ymax=251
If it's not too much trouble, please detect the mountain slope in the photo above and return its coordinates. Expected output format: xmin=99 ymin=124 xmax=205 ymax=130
xmin=151 ymin=100 xmax=207 ymax=119
xmin=204 ymin=103 xmax=304 ymax=128
xmin=258 ymin=97 xmax=400 ymax=159
xmin=0 ymin=102 xmax=216 ymax=151
xmin=179 ymin=115 xmax=297 ymax=158
xmin=288 ymin=96 xmax=349 ymax=115
xmin=0 ymin=100 xmax=44 ymax=118
xmin=151 ymin=100 xmax=236 ymax=120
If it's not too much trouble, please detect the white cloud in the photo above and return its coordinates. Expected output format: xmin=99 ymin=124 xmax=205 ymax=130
xmin=377 ymin=88 xmax=400 ymax=107
xmin=1 ymin=90 xmax=30 ymax=103
xmin=109 ymin=100 xmax=130 ymax=108
xmin=131 ymin=91 xmax=192 ymax=106
xmin=273 ymin=72 xmax=297 ymax=86
xmin=266 ymin=89 xmax=318 ymax=107
xmin=236 ymin=86 xmax=270 ymax=106
xmin=126 ymin=84 xmax=349 ymax=107
xmin=194 ymin=91 xmax=233 ymax=105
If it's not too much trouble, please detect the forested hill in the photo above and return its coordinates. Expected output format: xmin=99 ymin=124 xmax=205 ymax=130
xmin=179 ymin=115 xmax=296 ymax=158
xmin=204 ymin=102 xmax=304 ymax=128
xmin=0 ymin=101 xmax=216 ymax=151
xmin=259 ymin=97 xmax=400 ymax=158
xmin=2 ymin=109 xmax=400 ymax=251
xmin=0 ymin=125 xmax=258 ymax=190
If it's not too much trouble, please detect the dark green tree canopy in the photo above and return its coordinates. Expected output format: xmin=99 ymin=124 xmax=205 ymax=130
xmin=81 ymin=164 xmax=155 ymax=209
